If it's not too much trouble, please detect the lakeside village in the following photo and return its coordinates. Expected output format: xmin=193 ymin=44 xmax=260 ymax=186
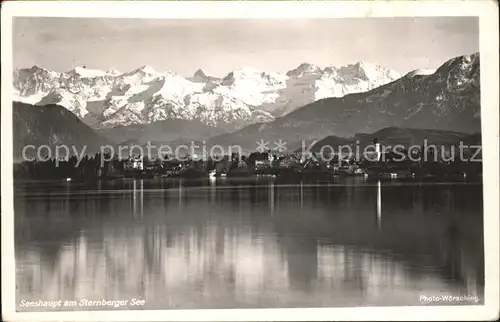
xmin=14 ymin=139 xmax=482 ymax=182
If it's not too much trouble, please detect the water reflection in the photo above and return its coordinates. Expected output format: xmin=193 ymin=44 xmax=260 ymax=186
xmin=14 ymin=178 xmax=484 ymax=310
xmin=132 ymin=180 xmax=144 ymax=220
xmin=377 ymin=181 xmax=382 ymax=230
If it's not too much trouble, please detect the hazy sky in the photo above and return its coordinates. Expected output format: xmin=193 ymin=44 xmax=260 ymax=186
xmin=13 ymin=17 xmax=478 ymax=77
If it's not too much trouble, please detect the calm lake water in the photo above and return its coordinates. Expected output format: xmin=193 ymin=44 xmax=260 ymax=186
xmin=14 ymin=177 xmax=484 ymax=310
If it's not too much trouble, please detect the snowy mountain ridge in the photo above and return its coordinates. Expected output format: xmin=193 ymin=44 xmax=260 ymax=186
xmin=13 ymin=61 xmax=402 ymax=129
xmin=203 ymin=53 xmax=481 ymax=152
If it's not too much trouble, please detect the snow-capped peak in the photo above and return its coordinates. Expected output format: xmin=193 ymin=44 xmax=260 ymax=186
xmin=20 ymin=65 xmax=60 ymax=78
xmin=194 ymin=69 xmax=208 ymax=78
xmin=13 ymin=60 xmax=404 ymax=129
xmin=334 ymin=61 xmax=403 ymax=82
xmin=27 ymin=65 xmax=51 ymax=73
xmin=189 ymin=69 xmax=220 ymax=85
xmin=106 ymin=69 xmax=122 ymax=76
xmin=190 ymin=68 xmax=214 ymax=83
xmin=337 ymin=61 xmax=372 ymax=81
xmin=134 ymin=65 xmax=157 ymax=75
xmin=286 ymin=63 xmax=322 ymax=76
xmin=223 ymin=67 xmax=263 ymax=80
xmin=237 ymin=67 xmax=263 ymax=75
xmin=220 ymin=67 xmax=288 ymax=88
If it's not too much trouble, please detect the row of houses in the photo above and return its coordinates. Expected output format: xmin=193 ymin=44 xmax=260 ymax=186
xmin=108 ymin=137 xmax=480 ymax=174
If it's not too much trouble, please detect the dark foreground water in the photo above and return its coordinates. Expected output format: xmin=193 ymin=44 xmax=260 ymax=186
xmin=14 ymin=177 xmax=484 ymax=311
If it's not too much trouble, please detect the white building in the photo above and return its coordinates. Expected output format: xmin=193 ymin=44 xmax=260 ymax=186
xmin=124 ymin=155 xmax=144 ymax=171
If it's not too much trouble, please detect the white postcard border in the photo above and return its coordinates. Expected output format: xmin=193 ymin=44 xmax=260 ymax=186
xmin=1 ymin=1 xmax=499 ymax=321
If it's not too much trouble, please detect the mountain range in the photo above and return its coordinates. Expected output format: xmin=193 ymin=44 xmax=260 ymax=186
xmin=13 ymin=61 xmax=401 ymax=132
xmin=205 ymin=53 xmax=480 ymax=151
xmin=12 ymin=53 xmax=481 ymax=158
xmin=12 ymin=100 xmax=479 ymax=162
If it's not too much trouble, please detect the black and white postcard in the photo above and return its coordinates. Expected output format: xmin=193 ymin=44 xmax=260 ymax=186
xmin=1 ymin=1 xmax=499 ymax=321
